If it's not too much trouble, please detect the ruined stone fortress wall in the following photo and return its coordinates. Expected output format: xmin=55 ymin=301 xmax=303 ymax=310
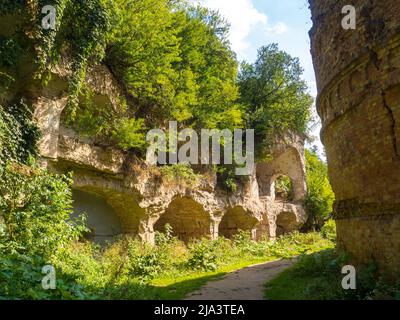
xmin=30 ymin=61 xmax=308 ymax=244
xmin=309 ymin=0 xmax=400 ymax=275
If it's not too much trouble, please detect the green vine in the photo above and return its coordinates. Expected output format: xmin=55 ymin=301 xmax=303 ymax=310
xmin=30 ymin=0 xmax=110 ymax=116
xmin=0 ymin=101 xmax=40 ymax=169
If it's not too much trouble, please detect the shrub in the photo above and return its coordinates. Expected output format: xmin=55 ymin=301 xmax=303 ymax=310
xmin=0 ymin=165 xmax=87 ymax=258
xmin=272 ymin=249 xmax=400 ymax=300
xmin=0 ymin=253 xmax=89 ymax=300
xmin=112 ymin=117 xmax=146 ymax=151
xmin=155 ymin=223 xmax=174 ymax=246
xmin=232 ymin=230 xmax=266 ymax=256
xmin=321 ymin=219 xmax=336 ymax=241
xmin=268 ymin=232 xmax=333 ymax=258
xmin=304 ymin=148 xmax=335 ymax=230
xmin=187 ymin=238 xmax=219 ymax=271
xmin=126 ymin=240 xmax=172 ymax=281
xmin=274 ymin=175 xmax=293 ymax=201
xmin=0 ymin=102 xmax=40 ymax=167
xmin=160 ymin=163 xmax=201 ymax=187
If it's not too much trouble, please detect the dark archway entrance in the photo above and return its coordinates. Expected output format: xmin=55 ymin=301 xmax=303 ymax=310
xmin=154 ymin=197 xmax=212 ymax=242
xmin=219 ymin=207 xmax=258 ymax=239
xmin=275 ymin=211 xmax=298 ymax=237
xmin=72 ymin=189 xmax=122 ymax=243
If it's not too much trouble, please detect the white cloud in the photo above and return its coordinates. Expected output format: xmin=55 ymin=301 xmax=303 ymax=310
xmin=266 ymin=22 xmax=289 ymax=36
xmin=193 ymin=0 xmax=287 ymax=59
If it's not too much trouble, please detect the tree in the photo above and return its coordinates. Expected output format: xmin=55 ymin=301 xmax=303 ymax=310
xmin=238 ymin=44 xmax=313 ymax=158
xmin=303 ymin=148 xmax=335 ymax=230
xmin=105 ymin=0 xmax=242 ymax=131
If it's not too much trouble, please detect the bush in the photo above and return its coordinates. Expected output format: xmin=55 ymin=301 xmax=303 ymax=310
xmin=112 ymin=117 xmax=146 ymax=151
xmin=304 ymin=149 xmax=335 ymax=230
xmin=0 ymin=253 xmax=89 ymax=300
xmin=0 ymin=102 xmax=40 ymax=167
xmin=127 ymin=244 xmax=166 ymax=280
xmin=232 ymin=230 xmax=266 ymax=256
xmin=187 ymin=238 xmax=219 ymax=271
xmin=160 ymin=164 xmax=201 ymax=187
xmin=267 ymin=249 xmax=400 ymax=300
xmin=155 ymin=223 xmax=174 ymax=246
xmin=321 ymin=219 xmax=336 ymax=241
xmin=268 ymin=232 xmax=333 ymax=259
xmin=274 ymin=175 xmax=293 ymax=201
xmin=0 ymin=164 xmax=87 ymax=258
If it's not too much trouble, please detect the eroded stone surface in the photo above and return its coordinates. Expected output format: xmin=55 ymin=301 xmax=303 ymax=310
xmin=309 ymin=0 xmax=400 ymax=275
xmin=32 ymin=61 xmax=308 ymax=244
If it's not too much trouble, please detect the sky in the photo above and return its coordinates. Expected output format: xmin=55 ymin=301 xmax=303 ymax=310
xmin=193 ymin=0 xmax=324 ymax=154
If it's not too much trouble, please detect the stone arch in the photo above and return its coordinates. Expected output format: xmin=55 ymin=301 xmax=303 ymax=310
xmin=269 ymin=174 xmax=294 ymax=202
xmin=257 ymin=146 xmax=306 ymax=202
xmin=72 ymin=189 xmax=123 ymax=243
xmin=219 ymin=206 xmax=259 ymax=239
xmin=59 ymin=166 xmax=147 ymax=239
xmin=154 ymin=197 xmax=212 ymax=242
xmin=275 ymin=211 xmax=298 ymax=237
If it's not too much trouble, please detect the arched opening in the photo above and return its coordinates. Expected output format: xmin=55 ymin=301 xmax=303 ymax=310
xmin=154 ymin=197 xmax=212 ymax=242
xmin=272 ymin=175 xmax=294 ymax=202
xmin=275 ymin=211 xmax=298 ymax=237
xmin=256 ymin=146 xmax=307 ymax=202
xmin=219 ymin=206 xmax=258 ymax=239
xmin=72 ymin=189 xmax=123 ymax=243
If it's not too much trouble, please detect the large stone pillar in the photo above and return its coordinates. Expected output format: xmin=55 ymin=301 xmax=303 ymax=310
xmin=309 ymin=0 xmax=400 ymax=275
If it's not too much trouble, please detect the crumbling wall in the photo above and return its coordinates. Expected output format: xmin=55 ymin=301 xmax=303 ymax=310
xmin=32 ymin=60 xmax=308 ymax=244
xmin=309 ymin=0 xmax=400 ymax=275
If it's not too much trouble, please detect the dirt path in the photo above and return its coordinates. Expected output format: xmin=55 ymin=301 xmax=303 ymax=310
xmin=185 ymin=259 xmax=295 ymax=300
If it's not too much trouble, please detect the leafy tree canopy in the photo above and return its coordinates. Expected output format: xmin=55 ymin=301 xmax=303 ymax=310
xmin=239 ymin=44 xmax=313 ymax=157
xmin=304 ymin=148 xmax=335 ymax=230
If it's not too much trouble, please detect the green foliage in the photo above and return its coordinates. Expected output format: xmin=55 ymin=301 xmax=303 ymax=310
xmin=265 ymin=249 xmax=400 ymax=300
xmin=0 ymin=165 xmax=87 ymax=257
xmin=320 ymin=219 xmax=336 ymax=241
xmin=304 ymin=149 xmax=335 ymax=230
xmin=0 ymin=102 xmax=40 ymax=168
xmin=0 ymin=37 xmax=22 ymax=68
xmin=0 ymin=1 xmax=23 ymax=13
xmin=155 ymin=223 xmax=174 ymax=246
xmin=32 ymin=0 xmax=111 ymax=112
xmin=112 ymin=117 xmax=146 ymax=151
xmin=274 ymin=175 xmax=293 ymax=201
xmin=0 ymin=99 xmax=89 ymax=300
xmin=238 ymin=44 xmax=313 ymax=158
xmin=215 ymin=165 xmax=239 ymax=192
xmin=0 ymin=253 xmax=89 ymax=300
xmin=105 ymin=0 xmax=241 ymax=130
xmin=125 ymin=239 xmax=174 ymax=280
xmin=187 ymin=239 xmax=219 ymax=271
xmin=13 ymin=229 xmax=333 ymax=300
xmin=160 ymin=163 xmax=201 ymax=187
xmin=5 ymin=1 xmax=313 ymax=157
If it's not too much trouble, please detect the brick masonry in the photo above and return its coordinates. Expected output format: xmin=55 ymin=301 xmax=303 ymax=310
xmin=309 ymin=0 xmax=400 ymax=275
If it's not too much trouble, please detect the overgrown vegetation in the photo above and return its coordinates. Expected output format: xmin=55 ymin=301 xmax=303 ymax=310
xmin=0 ymin=1 xmax=340 ymax=301
xmin=49 ymin=230 xmax=333 ymax=300
xmin=303 ymin=148 xmax=335 ymax=230
xmin=0 ymin=103 xmax=90 ymax=299
xmin=265 ymin=249 xmax=400 ymax=300
xmin=2 ymin=0 xmax=313 ymax=151
xmin=239 ymin=44 xmax=313 ymax=159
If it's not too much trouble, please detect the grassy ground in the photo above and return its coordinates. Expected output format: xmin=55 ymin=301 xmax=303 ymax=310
xmin=53 ymin=231 xmax=334 ymax=299
xmin=150 ymin=257 xmax=276 ymax=299
xmin=264 ymin=249 xmax=400 ymax=300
